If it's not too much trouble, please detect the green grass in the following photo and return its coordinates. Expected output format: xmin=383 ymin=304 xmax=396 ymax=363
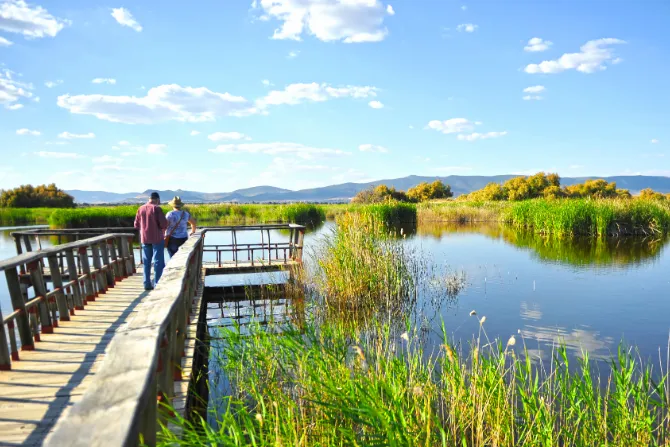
xmin=157 ymin=320 xmax=670 ymax=446
xmin=314 ymin=212 xmax=420 ymax=317
xmin=502 ymin=198 xmax=670 ymax=237
xmin=46 ymin=203 xmax=326 ymax=228
xmin=0 ymin=207 xmax=54 ymax=226
xmin=417 ymin=198 xmax=670 ymax=237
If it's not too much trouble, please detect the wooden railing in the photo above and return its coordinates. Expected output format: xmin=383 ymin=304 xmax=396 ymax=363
xmin=44 ymin=231 xmax=205 ymax=447
xmin=202 ymin=224 xmax=306 ymax=266
xmin=0 ymin=234 xmax=136 ymax=370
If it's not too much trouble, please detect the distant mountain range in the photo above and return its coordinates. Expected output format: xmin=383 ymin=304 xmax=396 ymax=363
xmin=66 ymin=175 xmax=670 ymax=204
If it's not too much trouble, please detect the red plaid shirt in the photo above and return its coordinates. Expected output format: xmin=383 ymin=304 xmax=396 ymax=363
xmin=134 ymin=203 xmax=168 ymax=244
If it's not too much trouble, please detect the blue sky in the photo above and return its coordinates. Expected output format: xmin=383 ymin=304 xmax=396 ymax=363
xmin=1 ymin=0 xmax=669 ymax=193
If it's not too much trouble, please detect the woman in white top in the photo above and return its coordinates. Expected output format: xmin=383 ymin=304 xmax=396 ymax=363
xmin=165 ymin=196 xmax=197 ymax=258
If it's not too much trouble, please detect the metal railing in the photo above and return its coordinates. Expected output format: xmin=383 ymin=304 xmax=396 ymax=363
xmin=0 ymin=234 xmax=136 ymax=370
xmin=202 ymin=224 xmax=306 ymax=267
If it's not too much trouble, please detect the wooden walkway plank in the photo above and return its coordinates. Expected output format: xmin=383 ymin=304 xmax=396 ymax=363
xmin=0 ymin=273 xmax=149 ymax=446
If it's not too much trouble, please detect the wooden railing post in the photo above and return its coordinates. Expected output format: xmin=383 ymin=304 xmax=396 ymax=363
xmin=0 ymin=307 xmax=11 ymax=370
xmin=47 ymin=254 xmax=70 ymax=322
xmin=90 ymin=244 xmax=108 ymax=293
xmin=140 ymin=375 xmax=158 ymax=447
xmin=78 ymin=247 xmax=96 ymax=302
xmin=296 ymin=228 xmax=305 ymax=262
xmin=4 ymin=267 xmax=34 ymax=350
xmin=109 ymin=238 xmax=123 ymax=280
xmin=64 ymin=250 xmax=85 ymax=310
xmin=98 ymin=241 xmax=115 ymax=289
xmin=119 ymin=237 xmax=132 ymax=278
xmin=27 ymin=261 xmax=53 ymax=334
xmin=128 ymin=237 xmax=137 ymax=274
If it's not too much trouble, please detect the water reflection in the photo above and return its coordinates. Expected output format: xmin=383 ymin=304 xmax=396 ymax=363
xmin=417 ymin=222 xmax=669 ymax=267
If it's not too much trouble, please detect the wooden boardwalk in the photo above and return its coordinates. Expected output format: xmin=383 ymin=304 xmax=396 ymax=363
xmin=0 ymin=273 xmax=149 ymax=446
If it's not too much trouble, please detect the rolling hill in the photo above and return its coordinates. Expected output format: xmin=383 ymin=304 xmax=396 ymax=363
xmin=66 ymin=175 xmax=670 ymax=204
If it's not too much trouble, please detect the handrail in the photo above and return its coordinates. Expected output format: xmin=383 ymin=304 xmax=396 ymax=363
xmin=38 ymin=224 xmax=305 ymax=446
xmin=0 ymin=233 xmax=136 ymax=372
xmin=45 ymin=231 xmax=205 ymax=447
xmin=0 ymin=233 xmax=134 ymax=272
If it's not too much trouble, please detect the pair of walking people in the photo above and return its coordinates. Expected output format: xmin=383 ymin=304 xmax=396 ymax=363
xmin=133 ymin=192 xmax=197 ymax=290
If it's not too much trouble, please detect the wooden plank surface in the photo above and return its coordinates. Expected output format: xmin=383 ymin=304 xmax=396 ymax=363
xmin=0 ymin=273 xmax=150 ymax=447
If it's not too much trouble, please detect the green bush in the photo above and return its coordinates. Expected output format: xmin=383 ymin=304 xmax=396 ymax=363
xmin=0 ymin=184 xmax=74 ymax=208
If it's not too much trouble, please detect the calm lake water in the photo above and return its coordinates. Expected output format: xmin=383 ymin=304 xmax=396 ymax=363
xmin=2 ymin=223 xmax=669 ymax=364
xmin=205 ymin=222 xmax=670 ymax=365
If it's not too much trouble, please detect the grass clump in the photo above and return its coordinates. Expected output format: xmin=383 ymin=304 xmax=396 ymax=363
xmin=315 ymin=212 xmax=419 ymax=314
xmin=502 ymin=198 xmax=670 ymax=237
xmin=158 ymin=320 xmax=670 ymax=446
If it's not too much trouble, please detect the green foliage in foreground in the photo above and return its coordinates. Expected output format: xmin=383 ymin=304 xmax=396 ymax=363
xmin=0 ymin=183 xmax=75 ymax=208
xmin=158 ymin=321 xmax=670 ymax=446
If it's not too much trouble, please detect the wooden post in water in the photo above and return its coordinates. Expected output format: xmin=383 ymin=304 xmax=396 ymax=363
xmin=4 ymin=267 xmax=34 ymax=351
xmin=47 ymin=254 xmax=70 ymax=322
xmin=65 ymin=250 xmax=85 ymax=310
xmin=27 ymin=261 xmax=53 ymax=334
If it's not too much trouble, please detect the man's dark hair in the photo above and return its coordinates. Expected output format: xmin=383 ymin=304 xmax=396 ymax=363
xmin=150 ymin=192 xmax=160 ymax=200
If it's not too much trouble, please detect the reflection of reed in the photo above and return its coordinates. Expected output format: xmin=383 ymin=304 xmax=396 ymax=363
xmin=520 ymin=301 xmax=542 ymax=321
xmin=417 ymin=222 xmax=669 ymax=267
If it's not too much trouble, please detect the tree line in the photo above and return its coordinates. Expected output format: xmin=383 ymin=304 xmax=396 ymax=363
xmin=0 ymin=184 xmax=75 ymax=208
xmin=460 ymin=172 xmax=670 ymax=201
xmin=352 ymin=180 xmax=453 ymax=204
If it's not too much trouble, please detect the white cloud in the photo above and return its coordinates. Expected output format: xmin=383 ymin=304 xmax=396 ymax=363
xmin=36 ymin=151 xmax=80 ymax=158
xmin=255 ymin=0 xmax=393 ymax=43
xmin=524 ymin=37 xmax=552 ymax=52
xmin=457 ymin=131 xmax=507 ymax=141
xmin=0 ymin=0 xmax=69 ymax=38
xmin=146 ymin=143 xmax=166 ymax=154
xmin=44 ymin=79 xmax=63 ymax=88
xmin=16 ymin=128 xmax=40 ymax=135
xmin=261 ymin=79 xmax=272 ymax=86
xmin=650 ymin=139 xmax=659 ymax=144
xmin=57 ymin=84 xmax=252 ymax=124
xmin=92 ymin=155 xmax=121 ymax=164
xmin=359 ymin=144 xmax=388 ymax=153
xmin=58 ymin=131 xmax=95 ymax=139
xmin=288 ymin=50 xmax=300 ymax=59
xmin=525 ymin=38 xmax=626 ymax=74
xmin=92 ymin=78 xmax=116 ymax=85
xmin=368 ymin=100 xmax=384 ymax=109
xmin=208 ymin=132 xmax=250 ymax=141
xmin=523 ymin=86 xmax=545 ymax=100
xmin=45 ymin=141 xmax=68 ymax=145
xmin=190 ymin=130 xmax=200 ymax=136
xmin=6 ymin=103 xmax=22 ymax=110
xmin=0 ymin=36 xmax=12 ymax=46
xmin=0 ymin=68 xmax=33 ymax=108
xmin=118 ymin=140 xmax=130 ymax=146
xmin=111 ymin=7 xmax=142 ymax=32
xmin=258 ymin=82 xmax=378 ymax=109
xmin=569 ymin=164 xmax=585 ymax=169
xmin=523 ymin=85 xmax=545 ymax=94
xmin=427 ymin=118 xmax=475 ymax=134
xmin=456 ymin=23 xmax=477 ymax=32
xmin=210 ymin=142 xmax=349 ymax=159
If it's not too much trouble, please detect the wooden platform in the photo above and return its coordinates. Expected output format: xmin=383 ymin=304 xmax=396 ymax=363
xmin=0 ymin=273 xmax=150 ymax=446
xmin=203 ymin=260 xmax=300 ymax=275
